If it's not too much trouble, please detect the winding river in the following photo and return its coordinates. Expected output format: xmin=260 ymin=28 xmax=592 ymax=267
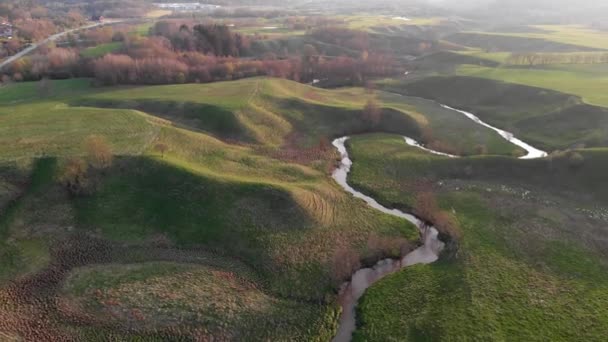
xmin=331 ymin=106 xmax=548 ymax=341
xmin=331 ymin=137 xmax=445 ymax=342
xmin=439 ymin=105 xmax=548 ymax=159
xmin=386 ymin=91 xmax=548 ymax=159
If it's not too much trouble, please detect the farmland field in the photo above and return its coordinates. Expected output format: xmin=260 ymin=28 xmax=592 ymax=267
xmin=3 ymin=1 xmax=608 ymax=340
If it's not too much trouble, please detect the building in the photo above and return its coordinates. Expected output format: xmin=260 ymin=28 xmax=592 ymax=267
xmin=91 ymin=15 xmax=105 ymax=22
xmin=0 ymin=22 xmax=13 ymax=39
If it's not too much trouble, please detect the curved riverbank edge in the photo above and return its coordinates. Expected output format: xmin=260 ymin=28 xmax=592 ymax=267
xmin=331 ymin=136 xmax=445 ymax=342
xmin=439 ymin=104 xmax=548 ymax=159
xmin=385 ymin=91 xmax=548 ymax=159
xmin=330 ymin=119 xmax=548 ymax=340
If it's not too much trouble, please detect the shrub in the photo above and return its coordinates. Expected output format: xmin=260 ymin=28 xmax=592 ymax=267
xmin=330 ymin=246 xmax=361 ymax=285
xmin=59 ymin=158 xmax=90 ymax=196
xmin=567 ymin=151 xmax=585 ymax=168
xmin=85 ymin=135 xmax=113 ymax=169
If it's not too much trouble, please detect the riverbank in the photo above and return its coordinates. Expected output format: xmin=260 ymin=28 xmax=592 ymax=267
xmin=344 ymin=133 xmax=608 ymax=341
xmin=331 ymin=137 xmax=445 ymax=342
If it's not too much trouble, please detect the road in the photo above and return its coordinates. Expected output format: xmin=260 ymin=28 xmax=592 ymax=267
xmin=0 ymin=19 xmax=127 ymax=71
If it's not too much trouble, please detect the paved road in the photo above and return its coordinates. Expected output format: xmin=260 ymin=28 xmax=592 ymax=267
xmin=0 ymin=20 xmax=127 ymax=71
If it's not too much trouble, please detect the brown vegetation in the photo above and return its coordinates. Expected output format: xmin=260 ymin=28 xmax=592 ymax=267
xmin=330 ymin=245 xmax=361 ymax=285
xmin=154 ymin=143 xmax=169 ymax=158
xmin=59 ymin=158 xmax=89 ymax=196
xmin=3 ymin=19 xmax=397 ymax=86
xmin=414 ymin=190 xmax=462 ymax=248
xmin=85 ymin=135 xmax=113 ymax=169
xmin=362 ymin=99 xmax=382 ymax=127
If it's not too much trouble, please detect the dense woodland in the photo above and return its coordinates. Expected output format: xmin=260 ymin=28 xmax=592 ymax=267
xmin=3 ymin=21 xmax=398 ymax=86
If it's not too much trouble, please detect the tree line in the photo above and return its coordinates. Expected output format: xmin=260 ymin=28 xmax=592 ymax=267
xmin=3 ymin=22 xmax=398 ymax=86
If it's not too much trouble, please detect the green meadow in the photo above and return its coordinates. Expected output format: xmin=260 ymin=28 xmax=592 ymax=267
xmin=346 ymin=134 xmax=608 ymax=341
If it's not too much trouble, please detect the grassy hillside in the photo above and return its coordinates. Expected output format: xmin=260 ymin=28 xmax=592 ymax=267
xmin=59 ymin=261 xmax=337 ymax=341
xmin=464 ymin=25 xmax=608 ymax=50
xmin=384 ymin=76 xmax=608 ymax=150
xmin=0 ymin=78 xmax=432 ymax=340
xmin=3 ymin=75 xmax=605 ymax=339
xmin=346 ymin=134 xmax=608 ymax=341
xmin=80 ymin=42 xmax=122 ymax=58
xmin=458 ymin=64 xmax=608 ymax=108
xmin=445 ymin=32 xmax=602 ymax=52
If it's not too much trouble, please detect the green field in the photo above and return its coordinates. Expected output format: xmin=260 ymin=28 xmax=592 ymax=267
xmin=0 ymin=77 xmax=433 ymax=339
xmin=463 ymin=25 xmax=608 ymax=50
xmin=384 ymin=75 xmax=608 ymax=150
xmin=458 ymin=64 xmax=608 ymax=108
xmin=2 ymin=67 xmax=608 ymax=339
xmin=341 ymin=15 xmax=442 ymax=31
xmin=80 ymin=42 xmax=123 ymax=58
xmin=346 ymin=134 xmax=608 ymax=341
xmin=60 ymin=261 xmax=337 ymax=341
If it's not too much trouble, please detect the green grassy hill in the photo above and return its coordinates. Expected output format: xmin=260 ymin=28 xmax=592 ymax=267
xmin=346 ymin=134 xmax=608 ymax=341
xmin=3 ymin=74 xmax=608 ymax=340
xmin=458 ymin=64 xmax=608 ymax=108
xmin=445 ymin=32 xmax=603 ymax=52
xmin=0 ymin=77 xmax=431 ymax=340
xmin=384 ymin=76 xmax=608 ymax=150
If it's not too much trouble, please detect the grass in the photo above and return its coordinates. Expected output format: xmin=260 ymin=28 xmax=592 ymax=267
xmin=464 ymin=25 xmax=608 ymax=50
xmin=0 ymin=78 xmax=430 ymax=339
xmin=0 ymin=102 xmax=159 ymax=160
xmin=132 ymin=22 xmax=153 ymax=36
xmin=145 ymin=10 xmax=172 ymax=18
xmin=80 ymin=42 xmax=122 ymax=58
xmin=5 ymin=75 xmax=607 ymax=339
xmin=346 ymin=134 xmax=608 ymax=341
xmin=350 ymin=134 xmax=608 ymax=204
xmin=387 ymin=75 xmax=608 ymax=150
xmin=60 ymin=261 xmax=338 ymax=341
xmin=445 ymin=31 xmax=601 ymax=53
xmin=378 ymin=89 xmax=523 ymax=156
xmin=341 ymin=15 xmax=442 ymax=31
xmin=457 ymin=64 xmax=608 ymax=108
xmin=73 ymin=77 xmax=521 ymax=154
xmin=0 ymin=158 xmax=56 ymax=284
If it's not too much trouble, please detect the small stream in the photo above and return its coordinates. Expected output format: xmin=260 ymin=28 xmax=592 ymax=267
xmin=439 ymin=105 xmax=548 ymax=159
xmin=331 ymin=137 xmax=445 ymax=342
xmin=331 ymin=119 xmax=547 ymax=341
xmin=385 ymin=91 xmax=548 ymax=159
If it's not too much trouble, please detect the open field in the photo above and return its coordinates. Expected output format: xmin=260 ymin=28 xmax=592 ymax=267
xmin=462 ymin=25 xmax=608 ymax=50
xmin=385 ymin=75 xmax=608 ymax=150
xmin=59 ymin=261 xmax=336 ymax=341
xmin=457 ymin=64 xmax=608 ymax=108
xmin=340 ymin=15 xmax=442 ymax=31
xmin=3 ymin=70 xmax=608 ymax=339
xmin=445 ymin=31 xmax=603 ymax=53
xmin=0 ymin=77 xmax=433 ymax=339
xmin=346 ymin=134 xmax=608 ymax=341
xmin=80 ymin=42 xmax=122 ymax=58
